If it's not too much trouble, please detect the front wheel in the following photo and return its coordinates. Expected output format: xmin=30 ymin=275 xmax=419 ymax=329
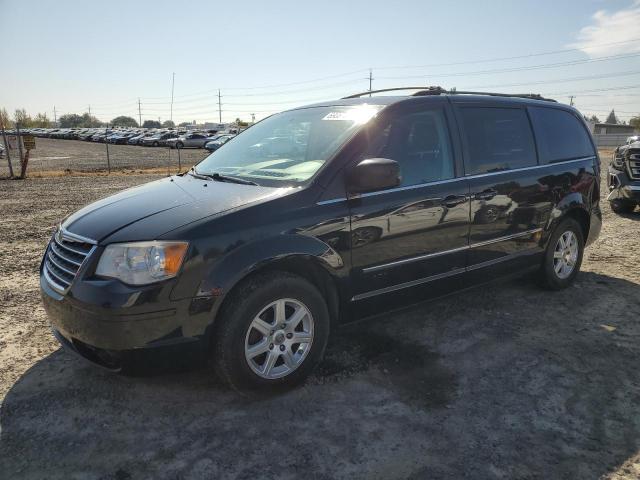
xmin=212 ymin=272 xmax=330 ymax=391
xmin=538 ymin=218 xmax=584 ymax=290
xmin=610 ymin=199 xmax=636 ymax=214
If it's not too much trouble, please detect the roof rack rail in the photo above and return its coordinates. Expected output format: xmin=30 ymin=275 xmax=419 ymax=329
xmin=441 ymin=90 xmax=557 ymax=102
xmin=342 ymin=86 xmax=441 ymax=99
xmin=342 ymin=86 xmax=556 ymax=102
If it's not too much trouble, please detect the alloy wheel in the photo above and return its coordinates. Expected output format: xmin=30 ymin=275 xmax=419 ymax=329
xmin=244 ymin=298 xmax=314 ymax=379
xmin=553 ymin=230 xmax=579 ymax=279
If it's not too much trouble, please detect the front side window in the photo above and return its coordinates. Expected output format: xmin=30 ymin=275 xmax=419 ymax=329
xmin=459 ymin=107 xmax=537 ymax=175
xmin=528 ymin=107 xmax=595 ymax=164
xmin=364 ymin=109 xmax=455 ymax=186
xmin=196 ymin=105 xmax=382 ymax=186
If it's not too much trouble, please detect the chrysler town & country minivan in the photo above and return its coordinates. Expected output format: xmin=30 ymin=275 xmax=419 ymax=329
xmin=40 ymin=87 xmax=602 ymax=390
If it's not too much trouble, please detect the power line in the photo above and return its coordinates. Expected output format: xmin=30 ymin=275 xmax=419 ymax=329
xmin=376 ymin=52 xmax=640 ymax=80
xmin=459 ymin=70 xmax=640 ymax=90
xmin=373 ymin=37 xmax=640 ymax=70
xmin=37 ymin=37 xmax=640 ymax=115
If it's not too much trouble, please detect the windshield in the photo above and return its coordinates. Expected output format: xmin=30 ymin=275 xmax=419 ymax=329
xmin=195 ymin=104 xmax=382 ymax=186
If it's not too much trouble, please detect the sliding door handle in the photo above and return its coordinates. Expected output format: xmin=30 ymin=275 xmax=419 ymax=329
xmin=474 ymin=189 xmax=498 ymax=200
xmin=441 ymin=195 xmax=468 ymax=208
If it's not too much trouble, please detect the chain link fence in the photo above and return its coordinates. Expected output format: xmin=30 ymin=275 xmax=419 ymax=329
xmin=0 ymin=136 xmax=209 ymax=178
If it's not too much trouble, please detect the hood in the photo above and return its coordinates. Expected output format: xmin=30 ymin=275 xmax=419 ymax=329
xmin=62 ymin=175 xmax=286 ymax=242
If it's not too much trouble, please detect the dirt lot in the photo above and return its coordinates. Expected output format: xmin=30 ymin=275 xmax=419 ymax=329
xmin=0 ymin=137 xmax=208 ymax=176
xmin=1 ymin=149 xmax=639 ymax=479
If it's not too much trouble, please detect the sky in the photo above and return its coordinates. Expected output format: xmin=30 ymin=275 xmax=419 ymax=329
xmin=1 ymin=0 xmax=640 ymax=125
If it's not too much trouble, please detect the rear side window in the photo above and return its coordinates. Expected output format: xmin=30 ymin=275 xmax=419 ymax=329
xmin=528 ymin=107 xmax=595 ymax=164
xmin=458 ymin=107 xmax=537 ymax=175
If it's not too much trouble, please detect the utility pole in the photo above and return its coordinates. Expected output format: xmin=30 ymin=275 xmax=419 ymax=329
xmin=251 ymin=113 xmax=255 ymax=124
xmin=368 ymin=68 xmax=373 ymax=97
xmin=88 ymin=105 xmax=91 ymax=116
xmin=170 ymin=72 xmax=175 ymax=123
xmin=569 ymin=96 xmax=575 ymax=107
xmin=53 ymin=106 xmax=57 ymax=127
xmin=218 ymin=89 xmax=222 ymax=123
xmin=138 ymin=98 xmax=142 ymax=127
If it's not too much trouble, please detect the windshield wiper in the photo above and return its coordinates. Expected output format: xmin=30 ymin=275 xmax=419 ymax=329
xmin=190 ymin=168 xmax=258 ymax=186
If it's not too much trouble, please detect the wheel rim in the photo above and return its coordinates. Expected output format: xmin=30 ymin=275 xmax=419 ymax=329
xmin=244 ymin=298 xmax=314 ymax=379
xmin=553 ymin=230 xmax=579 ymax=279
xmin=352 ymin=228 xmax=376 ymax=247
xmin=484 ymin=207 xmax=499 ymax=223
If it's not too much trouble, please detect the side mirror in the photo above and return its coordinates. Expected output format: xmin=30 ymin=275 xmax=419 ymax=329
xmin=347 ymin=158 xmax=401 ymax=195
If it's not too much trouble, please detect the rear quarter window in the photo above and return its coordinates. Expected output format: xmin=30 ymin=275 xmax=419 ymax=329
xmin=458 ymin=107 xmax=537 ymax=175
xmin=528 ymin=107 xmax=595 ymax=164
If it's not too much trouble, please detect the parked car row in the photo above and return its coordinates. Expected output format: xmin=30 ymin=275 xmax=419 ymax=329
xmin=4 ymin=127 xmax=237 ymax=150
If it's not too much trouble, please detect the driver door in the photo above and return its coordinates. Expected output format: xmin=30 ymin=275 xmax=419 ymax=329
xmin=348 ymin=100 xmax=471 ymax=317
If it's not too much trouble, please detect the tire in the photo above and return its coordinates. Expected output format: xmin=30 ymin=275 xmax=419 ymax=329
xmin=176 ymin=142 xmax=184 ymax=149
xmin=212 ymin=271 xmax=330 ymax=392
xmin=152 ymin=141 xmax=159 ymax=147
xmin=538 ymin=218 xmax=584 ymax=290
xmin=610 ymin=199 xmax=636 ymax=214
xmin=350 ymin=226 xmax=382 ymax=248
xmin=474 ymin=205 xmax=500 ymax=224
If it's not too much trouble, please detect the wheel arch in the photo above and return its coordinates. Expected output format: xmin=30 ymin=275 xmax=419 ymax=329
xmin=563 ymin=207 xmax=590 ymax=241
xmin=200 ymin=235 xmax=347 ymax=342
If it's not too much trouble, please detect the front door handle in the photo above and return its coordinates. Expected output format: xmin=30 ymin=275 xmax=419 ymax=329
xmin=441 ymin=195 xmax=468 ymax=208
xmin=474 ymin=189 xmax=498 ymax=201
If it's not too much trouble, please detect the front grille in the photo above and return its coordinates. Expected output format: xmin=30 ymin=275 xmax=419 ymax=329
xmin=43 ymin=229 xmax=96 ymax=293
xmin=628 ymin=152 xmax=640 ymax=180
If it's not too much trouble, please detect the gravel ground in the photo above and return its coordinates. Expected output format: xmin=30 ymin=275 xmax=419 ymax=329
xmin=0 ymin=137 xmax=208 ymax=176
xmin=1 ymin=150 xmax=639 ymax=479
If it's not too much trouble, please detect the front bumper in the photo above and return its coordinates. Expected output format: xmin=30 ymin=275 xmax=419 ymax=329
xmin=607 ymin=166 xmax=640 ymax=203
xmin=40 ymin=270 xmax=216 ymax=369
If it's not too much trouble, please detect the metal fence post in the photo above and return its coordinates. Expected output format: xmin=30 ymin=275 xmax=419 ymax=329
xmin=105 ymin=125 xmax=111 ymax=173
xmin=0 ymin=120 xmax=13 ymax=177
xmin=177 ymin=146 xmax=181 ymax=172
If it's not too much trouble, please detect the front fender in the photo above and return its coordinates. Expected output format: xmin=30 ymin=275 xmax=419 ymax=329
xmin=196 ymin=233 xmax=345 ymax=297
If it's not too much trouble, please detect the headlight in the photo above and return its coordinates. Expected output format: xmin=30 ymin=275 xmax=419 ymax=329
xmin=612 ymin=152 xmax=625 ymax=170
xmin=96 ymin=241 xmax=188 ymax=285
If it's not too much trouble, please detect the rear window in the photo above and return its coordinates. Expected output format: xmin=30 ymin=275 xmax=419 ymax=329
xmin=528 ymin=107 xmax=595 ymax=164
xmin=458 ymin=107 xmax=537 ymax=175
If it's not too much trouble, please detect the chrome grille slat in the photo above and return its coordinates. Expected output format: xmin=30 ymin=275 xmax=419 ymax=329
xmin=44 ymin=258 xmax=73 ymax=287
xmin=47 ymin=250 xmax=77 ymax=276
xmin=53 ymin=236 xmax=92 ymax=256
xmin=43 ymin=228 xmax=96 ymax=294
xmin=628 ymin=151 xmax=640 ymax=180
xmin=43 ymin=264 xmax=68 ymax=292
xmin=49 ymin=242 xmax=83 ymax=266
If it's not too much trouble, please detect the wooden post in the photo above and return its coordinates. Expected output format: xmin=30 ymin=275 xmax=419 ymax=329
xmin=20 ymin=149 xmax=30 ymax=179
xmin=16 ymin=123 xmax=25 ymax=178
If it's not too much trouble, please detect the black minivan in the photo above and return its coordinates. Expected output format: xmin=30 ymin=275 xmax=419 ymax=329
xmin=40 ymin=88 xmax=602 ymax=390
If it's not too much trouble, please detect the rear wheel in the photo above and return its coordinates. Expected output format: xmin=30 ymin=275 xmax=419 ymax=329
xmin=538 ymin=218 xmax=584 ymax=290
xmin=212 ymin=272 xmax=330 ymax=392
xmin=176 ymin=141 xmax=184 ymax=149
xmin=610 ymin=199 xmax=636 ymax=214
xmin=152 ymin=141 xmax=159 ymax=147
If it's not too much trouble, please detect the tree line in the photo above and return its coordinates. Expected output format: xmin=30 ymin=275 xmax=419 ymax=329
xmin=0 ymin=108 xmax=187 ymax=129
